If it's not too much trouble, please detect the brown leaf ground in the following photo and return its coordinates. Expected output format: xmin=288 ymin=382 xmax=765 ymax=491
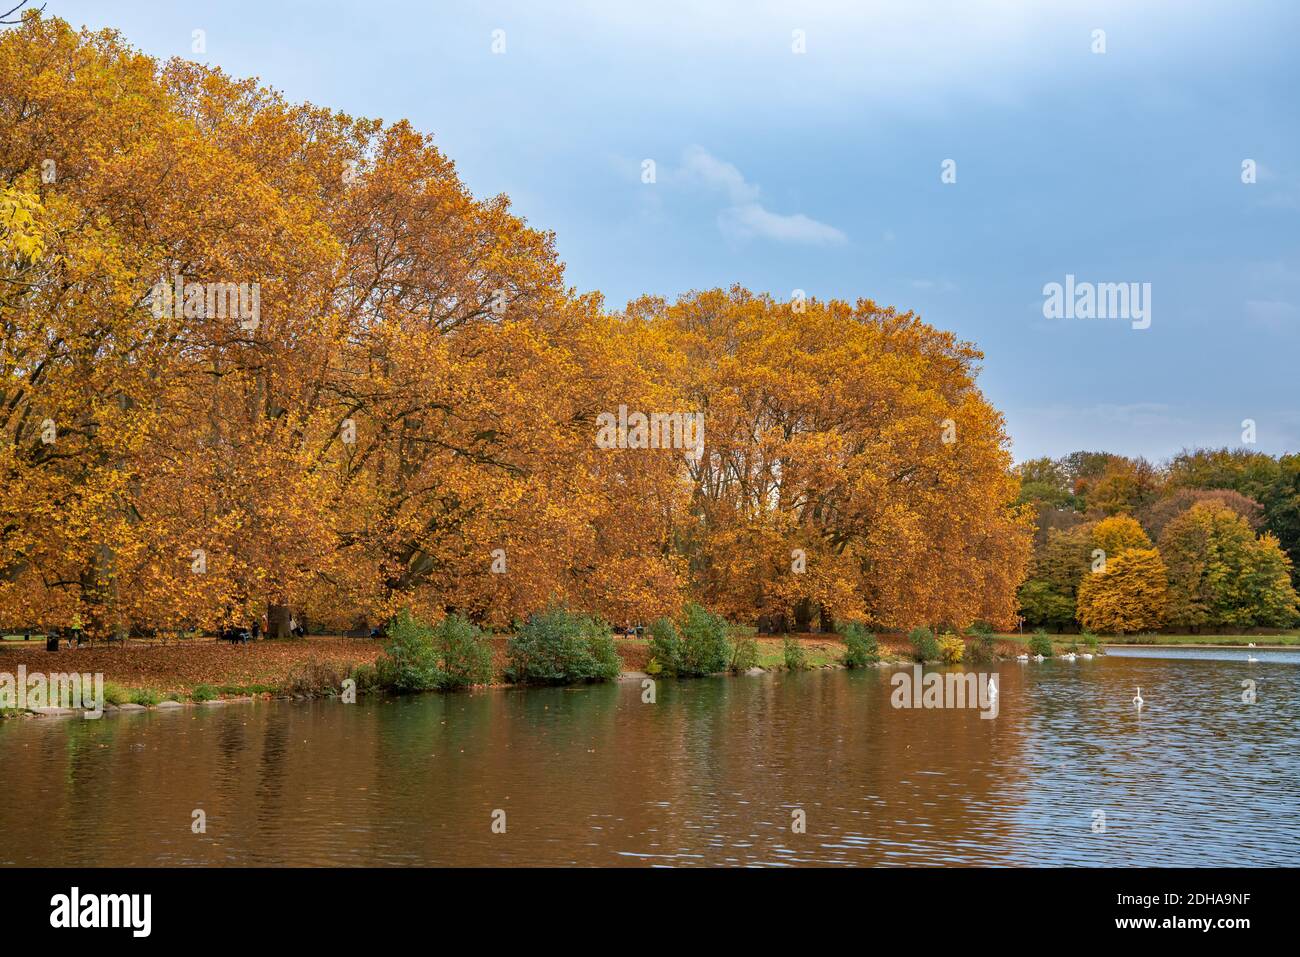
xmin=0 ymin=636 xmax=386 ymax=695
xmin=0 ymin=634 xmax=660 ymax=696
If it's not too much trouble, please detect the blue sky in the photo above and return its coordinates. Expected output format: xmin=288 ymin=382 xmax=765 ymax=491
xmin=47 ymin=0 xmax=1300 ymax=463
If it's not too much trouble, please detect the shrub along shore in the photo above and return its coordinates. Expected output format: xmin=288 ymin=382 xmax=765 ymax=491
xmin=4 ymin=608 xmax=1292 ymax=719
xmin=0 ymin=608 xmax=996 ymax=717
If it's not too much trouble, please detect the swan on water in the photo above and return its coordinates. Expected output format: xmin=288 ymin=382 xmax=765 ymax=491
xmin=1133 ymin=687 xmax=1144 ymax=710
xmin=1016 ymin=653 xmax=1029 ymax=662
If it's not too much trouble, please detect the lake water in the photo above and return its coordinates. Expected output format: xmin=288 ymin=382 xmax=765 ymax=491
xmin=2 ymin=653 xmax=1297 ymax=867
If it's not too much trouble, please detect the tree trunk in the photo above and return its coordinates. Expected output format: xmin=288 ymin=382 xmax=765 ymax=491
xmin=793 ymin=598 xmax=813 ymax=633
xmin=267 ymin=603 xmax=292 ymax=639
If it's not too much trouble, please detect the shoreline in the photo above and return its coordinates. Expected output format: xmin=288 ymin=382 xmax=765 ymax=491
xmin=0 ymin=632 xmax=918 ymax=720
xmin=2 ymin=657 xmax=899 ymax=721
xmin=4 ymin=628 xmax=1293 ymax=721
xmin=1102 ymin=642 xmax=1295 ymax=650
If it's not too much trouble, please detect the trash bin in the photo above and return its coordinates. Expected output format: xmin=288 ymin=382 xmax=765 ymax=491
xmin=46 ymin=634 xmax=59 ymax=652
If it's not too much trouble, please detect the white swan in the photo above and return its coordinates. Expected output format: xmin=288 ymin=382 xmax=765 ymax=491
xmin=1133 ymin=686 xmax=1144 ymax=710
xmin=1062 ymin=652 xmax=1077 ymax=661
xmin=1033 ymin=653 xmax=1044 ymax=662
xmin=1247 ymin=654 xmax=1259 ymax=663
xmin=1080 ymin=652 xmax=1094 ymax=660
xmin=1016 ymin=653 xmax=1029 ymax=662
xmin=1247 ymin=642 xmax=1256 ymax=648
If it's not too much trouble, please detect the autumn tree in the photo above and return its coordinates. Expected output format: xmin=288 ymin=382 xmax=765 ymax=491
xmin=1 ymin=13 xmax=1031 ymax=639
xmin=1016 ymin=522 xmax=1092 ymax=629
xmin=1159 ymin=503 xmax=1299 ymax=630
xmin=0 ymin=14 xmax=199 ymax=637
xmin=1090 ymin=514 xmax=1151 ymax=564
xmin=0 ymin=14 xmax=685 ymax=635
xmin=636 ymin=287 xmax=1032 ymax=632
xmin=1076 ymin=547 xmax=1169 ymax=634
xmin=1167 ymin=447 xmax=1300 ymax=587
xmin=1138 ymin=487 xmax=1262 ymax=541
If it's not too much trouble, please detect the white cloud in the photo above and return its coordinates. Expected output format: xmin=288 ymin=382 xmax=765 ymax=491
xmin=679 ymin=147 xmax=758 ymax=205
xmin=675 ymin=146 xmax=846 ymax=245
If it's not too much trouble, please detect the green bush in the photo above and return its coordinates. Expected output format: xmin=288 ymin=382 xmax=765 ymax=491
xmin=783 ymin=637 xmax=809 ymax=671
xmin=349 ymin=662 xmax=379 ymax=692
xmin=102 ymin=682 xmax=130 ymax=706
xmin=729 ymin=636 xmax=759 ymax=672
xmin=965 ymin=634 xmax=997 ymax=665
xmin=1028 ymin=629 xmax=1054 ymax=657
xmin=191 ymin=684 xmax=218 ymax=702
xmin=840 ymin=622 xmax=879 ymax=668
xmin=586 ymin=625 xmax=623 ymax=680
xmin=966 ymin=620 xmax=995 ymax=636
xmin=373 ymin=611 xmax=497 ymax=692
xmin=679 ymin=604 xmax=731 ymax=675
xmin=648 ymin=617 xmax=684 ymax=674
xmin=649 ymin=604 xmax=732 ymax=677
xmin=504 ymin=606 xmax=621 ymax=685
xmin=430 ymin=614 xmax=494 ymax=689
xmin=1081 ymin=632 xmax=1099 ymax=651
xmin=375 ymin=609 xmax=444 ymax=693
xmin=909 ymin=627 xmax=940 ymax=662
xmin=129 ymin=688 xmax=160 ymax=707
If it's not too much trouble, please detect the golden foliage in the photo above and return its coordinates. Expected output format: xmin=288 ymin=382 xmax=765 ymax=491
xmin=0 ymin=14 xmax=1031 ymax=635
xmin=1076 ymin=547 xmax=1169 ymax=634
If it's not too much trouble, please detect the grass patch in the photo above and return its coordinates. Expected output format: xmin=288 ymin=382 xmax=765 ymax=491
xmin=754 ymin=640 xmax=837 ymax=669
xmin=996 ymin=631 xmax=1300 ymax=648
xmin=216 ymin=683 xmax=277 ymax=696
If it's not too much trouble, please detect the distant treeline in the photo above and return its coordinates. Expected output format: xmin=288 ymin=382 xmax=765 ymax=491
xmin=1016 ymin=449 xmax=1300 ymax=632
